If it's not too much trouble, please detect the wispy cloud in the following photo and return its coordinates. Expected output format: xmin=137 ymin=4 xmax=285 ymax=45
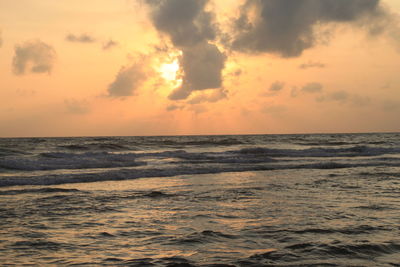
xmin=12 ymin=40 xmax=56 ymax=75
xmin=66 ymin=33 xmax=96 ymax=43
xmin=301 ymin=82 xmax=323 ymax=93
xmin=64 ymin=99 xmax=90 ymax=114
xmin=166 ymin=104 xmax=184 ymax=111
xmin=299 ymin=61 xmax=326 ymax=69
xmin=102 ymin=39 xmax=118 ymax=50
xmin=317 ymin=90 xmax=372 ymax=107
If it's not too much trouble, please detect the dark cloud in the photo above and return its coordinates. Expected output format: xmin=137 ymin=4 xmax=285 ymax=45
xmin=168 ymin=86 xmax=192 ymax=100
xmin=146 ymin=0 xmax=216 ymax=47
xmin=169 ymin=42 xmax=226 ymax=100
xmin=107 ymin=62 xmax=147 ymax=97
xmin=231 ymin=0 xmax=383 ymax=57
xmin=12 ymin=40 xmax=56 ymax=75
xmin=102 ymin=40 xmax=118 ymax=50
xmin=299 ymin=61 xmax=326 ymax=69
xmin=145 ymin=0 xmax=226 ymax=100
xmin=301 ymin=82 xmax=323 ymax=93
xmin=66 ymin=33 xmax=96 ymax=43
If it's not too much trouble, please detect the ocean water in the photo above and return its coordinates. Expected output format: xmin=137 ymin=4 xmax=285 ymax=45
xmin=0 ymin=133 xmax=399 ymax=266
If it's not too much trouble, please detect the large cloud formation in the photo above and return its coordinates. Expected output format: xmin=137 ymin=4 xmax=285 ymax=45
xmin=12 ymin=40 xmax=56 ymax=75
xmin=231 ymin=0 xmax=383 ymax=57
xmin=146 ymin=0 xmax=226 ymax=100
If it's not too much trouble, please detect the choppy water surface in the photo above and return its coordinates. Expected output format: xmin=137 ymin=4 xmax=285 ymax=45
xmin=0 ymin=133 xmax=399 ymax=266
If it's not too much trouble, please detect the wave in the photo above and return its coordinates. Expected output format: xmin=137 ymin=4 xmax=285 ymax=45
xmin=235 ymin=145 xmax=400 ymax=157
xmin=2 ymin=159 xmax=400 ymax=187
xmin=157 ymin=138 xmax=245 ymax=146
xmin=170 ymin=230 xmax=238 ymax=245
xmin=58 ymin=143 xmax=130 ymax=151
xmin=130 ymin=145 xmax=400 ymax=162
xmin=0 ymin=147 xmax=29 ymax=157
xmin=0 ymin=152 xmax=145 ymax=171
xmin=0 ymin=187 xmax=81 ymax=195
xmin=1 ymin=143 xmax=399 ymax=178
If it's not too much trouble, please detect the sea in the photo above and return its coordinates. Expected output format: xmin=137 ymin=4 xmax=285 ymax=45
xmin=0 ymin=133 xmax=399 ymax=266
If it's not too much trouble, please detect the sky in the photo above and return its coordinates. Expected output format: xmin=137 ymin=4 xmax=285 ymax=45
xmin=1 ymin=0 xmax=400 ymax=137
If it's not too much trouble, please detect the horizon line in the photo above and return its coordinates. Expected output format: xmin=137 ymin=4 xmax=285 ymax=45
xmin=1 ymin=131 xmax=399 ymax=139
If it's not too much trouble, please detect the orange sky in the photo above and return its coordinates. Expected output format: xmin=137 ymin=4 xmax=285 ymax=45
xmin=0 ymin=0 xmax=400 ymax=137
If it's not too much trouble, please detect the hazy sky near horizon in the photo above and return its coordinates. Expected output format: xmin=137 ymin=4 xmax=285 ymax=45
xmin=1 ymin=0 xmax=400 ymax=137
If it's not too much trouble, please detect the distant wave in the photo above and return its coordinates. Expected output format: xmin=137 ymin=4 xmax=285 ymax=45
xmin=58 ymin=143 xmax=130 ymax=151
xmin=0 ymin=152 xmax=145 ymax=171
xmin=235 ymin=145 xmax=400 ymax=157
xmin=2 ymin=159 xmax=400 ymax=187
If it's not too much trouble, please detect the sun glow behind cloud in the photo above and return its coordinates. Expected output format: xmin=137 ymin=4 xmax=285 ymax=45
xmin=159 ymin=59 xmax=180 ymax=82
xmin=156 ymin=52 xmax=183 ymax=96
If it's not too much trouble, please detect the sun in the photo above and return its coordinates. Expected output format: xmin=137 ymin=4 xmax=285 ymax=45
xmin=158 ymin=59 xmax=180 ymax=82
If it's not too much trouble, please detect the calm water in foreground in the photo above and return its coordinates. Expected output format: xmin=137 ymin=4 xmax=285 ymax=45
xmin=0 ymin=133 xmax=399 ymax=266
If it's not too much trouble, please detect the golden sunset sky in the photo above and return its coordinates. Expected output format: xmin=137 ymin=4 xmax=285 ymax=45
xmin=1 ymin=0 xmax=400 ymax=137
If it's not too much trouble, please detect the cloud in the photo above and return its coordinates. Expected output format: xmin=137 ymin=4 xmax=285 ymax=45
xmin=12 ymin=40 xmax=56 ymax=75
xmin=317 ymin=90 xmax=372 ymax=107
xmin=169 ymin=42 xmax=226 ymax=100
xmin=188 ymin=104 xmax=207 ymax=114
xmin=146 ymin=0 xmax=216 ymax=47
xmin=301 ymin=82 xmax=323 ymax=93
xmin=145 ymin=0 xmax=226 ymax=100
xmin=187 ymin=88 xmax=227 ymax=104
xmin=299 ymin=61 xmax=326 ymax=69
xmin=66 ymin=33 xmax=96 ymax=43
xmin=166 ymin=104 xmax=184 ymax=111
xmin=261 ymin=81 xmax=285 ymax=97
xmin=316 ymin=90 xmax=347 ymax=102
xmin=103 ymin=39 xmax=118 ymax=50
xmin=168 ymin=86 xmax=192 ymax=100
xmin=107 ymin=61 xmax=147 ymax=97
xmin=231 ymin=0 xmax=384 ymax=57
xmin=330 ymin=90 xmax=349 ymax=101
xmin=64 ymin=99 xmax=90 ymax=114
xmin=269 ymin=81 xmax=285 ymax=92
